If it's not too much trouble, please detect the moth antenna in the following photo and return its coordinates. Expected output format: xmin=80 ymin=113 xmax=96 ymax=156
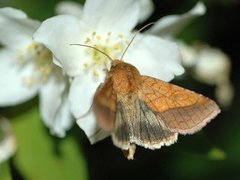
xmin=70 ymin=43 xmax=114 ymax=62
xmin=120 ymin=22 xmax=155 ymax=61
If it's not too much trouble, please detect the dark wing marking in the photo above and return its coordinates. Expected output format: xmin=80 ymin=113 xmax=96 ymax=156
xmin=112 ymin=95 xmax=178 ymax=150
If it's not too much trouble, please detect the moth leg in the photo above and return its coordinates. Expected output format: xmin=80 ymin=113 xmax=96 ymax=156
xmin=123 ymin=144 xmax=136 ymax=160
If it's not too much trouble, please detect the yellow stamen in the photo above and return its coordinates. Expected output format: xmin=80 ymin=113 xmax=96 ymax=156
xmin=118 ymin=34 xmax=124 ymax=39
xmin=82 ymin=31 xmax=128 ymax=78
xmin=83 ymin=62 xmax=88 ymax=68
xmin=96 ymin=35 xmax=101 ymax=41
xmin=84 ymin=37 xmax=91 ymax=44
xmin=18 ymin=42 xmax=54 ymax=87
xmin=93 ymin=70 xmax=99 ymax=77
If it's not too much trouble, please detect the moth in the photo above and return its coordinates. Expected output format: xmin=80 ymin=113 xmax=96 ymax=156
xmin=72 ymin=24 xmax=220 ymax=159
xmin=93 ymin=59 xmax=220 ymax=159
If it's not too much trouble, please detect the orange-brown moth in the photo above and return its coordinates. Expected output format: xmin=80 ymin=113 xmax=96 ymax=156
xmin=93 ymin=59 xmax=220 ymax=159
xmin=72 ymin=24 xmax=220 ymax=160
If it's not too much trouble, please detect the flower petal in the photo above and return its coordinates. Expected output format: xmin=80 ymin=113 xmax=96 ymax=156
xmin=148 ymin=2 xmax=206 ymax=37
xmin=55 ymin=1 xmax=83 ymax=18
xmin=125 ymin=34 xmax=184 ymax=82
xmin=39 ymin=69 xmax=72 ymax=137
xmin=33 ymin=15 xmax=89 ymax=76
xmin=0 ymin=7 xmax=27 ymax=18
xmin=139 ymin=0 xmax=154 ymax=23
xmin=0 ymin=117 xmax=16 ymax=164
xmin=179 ymin=41 xmax=198 ymax=67
xmin=50 ymin=90 xmax=73 ymax=137
xmin=82 ymin=0 xmax=140 ymax=32
xmin=0 ymin=50 xmax=38 ymax=106
xmin=69 ymin=71 xmax=105 ymax=118
xmin=0 ymin=7 xmax=40 ymax=50
xmin=194 ymin=46 xmax=231 ymax=84
xmin=77 ymin=111 xmax=110 ymax=144
xmin=215 ymin=82 xmax=234 ymax=108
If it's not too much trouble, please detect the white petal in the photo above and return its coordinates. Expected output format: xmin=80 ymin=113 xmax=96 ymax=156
xmin=39 ymin=69 xmax=72 ymax=137
xmin=55 ymin=1 xmax=83 ymax=18
xmin=0 ymin=7 xmax=40 ymax=50
xmin=125 ymin=34 xmax=184 ymax=82
xmin=215 ymin=82 xmax=234 ymax=108
xmin=69 ymin=71 xmax=105 ymax=118
xmin=0 ymin=7 xmax=27 ymax=18
xmin=51 ymin=89 xmax=73 ymax=137
xmin=34 ymin=15 xmax=89 ymax=76
xmin=52 ymin=55 xmax=62 ymax=67
xmin=148 ymin=2 xmax=206 ymax=37
xmin=77 ymin=110 xmax=110 ymax=144
xmin=194 ymin=47 xmax=231 ymax=85
xmin=82 ymin=0 xmax=140 ymax=32
xmin=0 ymin=117 xmax=16 ymax=164
xmin=139 ymin=0 xmax=154 ymax=23
xmin=0 ymin=50 xmax=38 ymax=106
xmin=179 ymin=41 xmax=198 ymax=67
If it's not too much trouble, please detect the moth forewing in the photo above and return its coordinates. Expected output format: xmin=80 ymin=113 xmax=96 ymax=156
xmin=93 ymin=78 xmax=117 ymax=131
xmin=139 ymin=76 xmax=221 ymax=134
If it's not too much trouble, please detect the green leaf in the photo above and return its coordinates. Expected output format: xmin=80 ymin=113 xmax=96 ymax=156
xmin=12 ymin=106 xmax=88 ymax=180
xmin=0 ymin=161 xmax=12 ymax=180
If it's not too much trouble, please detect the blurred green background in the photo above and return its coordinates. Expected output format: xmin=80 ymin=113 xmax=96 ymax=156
xmin=0 ymin=0 xmax=240 ymax=179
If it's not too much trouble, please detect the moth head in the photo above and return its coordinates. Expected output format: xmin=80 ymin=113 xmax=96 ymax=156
xmin=111 ymin=60 xmax=122 ymax=67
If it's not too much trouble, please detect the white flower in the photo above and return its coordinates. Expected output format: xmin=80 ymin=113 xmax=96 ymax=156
xmin=0 ymin=7 xmax=73 ymax=137
xmin=55 ymin=1 xmax=83 ymax=18
xmin=34 ymin=0 xmax=184 ymax=143
xmin=0 ymin=117 xmax=16 ymax=164
xmin=147 ymin=2 xmax=206 ymax=37
xmin=180 ymin=42 xmax=234 ymax=108
xmin=55 ymin=0 xmax=154 ymax=23
xmin=138 ymin=0 xmax=154 ymax=23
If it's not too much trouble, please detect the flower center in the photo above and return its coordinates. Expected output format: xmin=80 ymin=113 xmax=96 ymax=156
xmin=17 ymin=42 xmax=54 ymax=87
xmin=83 ymin=31 xmax=129 ymax=77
